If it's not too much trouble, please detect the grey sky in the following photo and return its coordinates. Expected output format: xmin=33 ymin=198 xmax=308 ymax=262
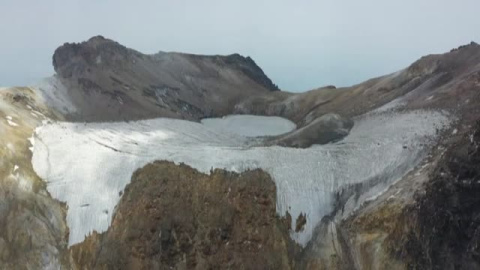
xmin=1 ymin=0 xmax=479 ymax=92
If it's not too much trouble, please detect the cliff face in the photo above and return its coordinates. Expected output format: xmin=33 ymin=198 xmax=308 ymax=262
xmin=70 ymin=161 xmax=299 ymax=270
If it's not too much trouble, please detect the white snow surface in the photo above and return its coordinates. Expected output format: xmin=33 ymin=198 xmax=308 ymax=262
xmin=5 ymin=116 xmax=19 ymax=127
xmin=32 ymin=112 xmax=450 ymax=246
xmin=201 ymin=114 xmax=296 ymax=137
xmin=6 ymin=119 xmax=18 ymax=127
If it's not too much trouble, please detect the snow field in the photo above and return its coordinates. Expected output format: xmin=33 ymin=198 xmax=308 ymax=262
xmin=32 ymin=112 xmax=450 ymax=246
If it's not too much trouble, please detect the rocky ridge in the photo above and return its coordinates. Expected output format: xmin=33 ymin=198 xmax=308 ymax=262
xmin=50 ymin=36 xmax=278 ymax=122
xmin=70 ymin=161 xmax=299 ymax=270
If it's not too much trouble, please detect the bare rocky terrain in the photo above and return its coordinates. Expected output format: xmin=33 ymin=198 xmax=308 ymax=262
xmin=70 ymin=162 xmax=299 ymax=270
xmin=0 ymin=37 xmax=480 ymax=269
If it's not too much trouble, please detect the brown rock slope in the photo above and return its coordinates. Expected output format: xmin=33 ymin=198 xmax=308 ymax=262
xmin=70 ymin=161 xmax=299 ymax=270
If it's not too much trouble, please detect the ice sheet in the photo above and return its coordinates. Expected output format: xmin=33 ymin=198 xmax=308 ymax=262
xmin=31 ymin=112 xmax=450 ymax=246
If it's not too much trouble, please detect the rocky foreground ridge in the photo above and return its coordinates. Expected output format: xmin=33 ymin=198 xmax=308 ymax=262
xmin=70 ymin=162 xmax=299 ymax=269
xmin=0 ymin=38 xmax=479 ymax=269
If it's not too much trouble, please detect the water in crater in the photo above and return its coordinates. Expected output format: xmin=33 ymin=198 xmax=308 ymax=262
xmin=201 ymin=114 xmax=296 ymax=137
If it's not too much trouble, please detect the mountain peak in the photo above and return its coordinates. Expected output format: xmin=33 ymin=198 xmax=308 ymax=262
xmin=49 ymin=36 xmax=280 ymax=121
xmin=87 ymin=35 xmax=108 ymax=42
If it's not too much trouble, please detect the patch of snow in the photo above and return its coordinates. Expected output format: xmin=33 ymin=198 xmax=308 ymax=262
xmin=372 ymin=97 xmax=406 ymax=113
xmin=32 ymin=111 xmax=450 ymax=246
xmin=6 ymin=116 xmax=19 ymax=127
xmin=117 ymin=96 xmax=124 ymax=105
xmin=31 ymin=110 xmax=47 ymax=119
xmin=28 ymin=134 xmax=35 ymax=152
xmin=6 ymin=143 xmax=15 ymax=152
xmin=201 ymin=115 xmax=296 ymax=137
xmin=365 ymin=187 xmax=390 ymax=203
xmin=7 ymin=120 xmax=18 ymax=127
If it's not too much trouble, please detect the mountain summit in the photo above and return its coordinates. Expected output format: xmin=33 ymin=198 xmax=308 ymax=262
xmin=49 ymin=36 xmax=278 ymax=122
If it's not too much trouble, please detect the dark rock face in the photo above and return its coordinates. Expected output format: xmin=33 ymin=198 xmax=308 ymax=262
xmin=54 ymin=36 xmax=278 ymax=92
xmin=53 ymin=36 xmax=133 ymax=78
xmin=70 ymin=161 xmax=299 ymax=270
xmin=222 ymin=53 xmax=279 ymax=91
xmin=51 ymin=36 xmax=279 ymax=122
xmin=399 ymin=122 xmax=480 ymax=269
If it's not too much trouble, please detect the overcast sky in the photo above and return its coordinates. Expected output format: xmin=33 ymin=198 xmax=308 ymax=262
xmin=1 ymin=0 xmax=479 ymax=92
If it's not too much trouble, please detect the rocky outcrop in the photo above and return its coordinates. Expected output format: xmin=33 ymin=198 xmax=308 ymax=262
xmin=397 ymin=121 xmax=480 ymax=269
xmin=219 ymin=53 xmax=279 ymax=91
xmin=267 ymin=113 xmax=353 ymax=148
xmin=53 ymin=37 xmax=278 ymax=92
xmin=70 ymin=161 xmax=299 ymax=269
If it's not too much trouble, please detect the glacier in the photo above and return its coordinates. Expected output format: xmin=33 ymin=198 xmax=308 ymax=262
xmin=31 ymin=111 xmax=450 ymax=246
